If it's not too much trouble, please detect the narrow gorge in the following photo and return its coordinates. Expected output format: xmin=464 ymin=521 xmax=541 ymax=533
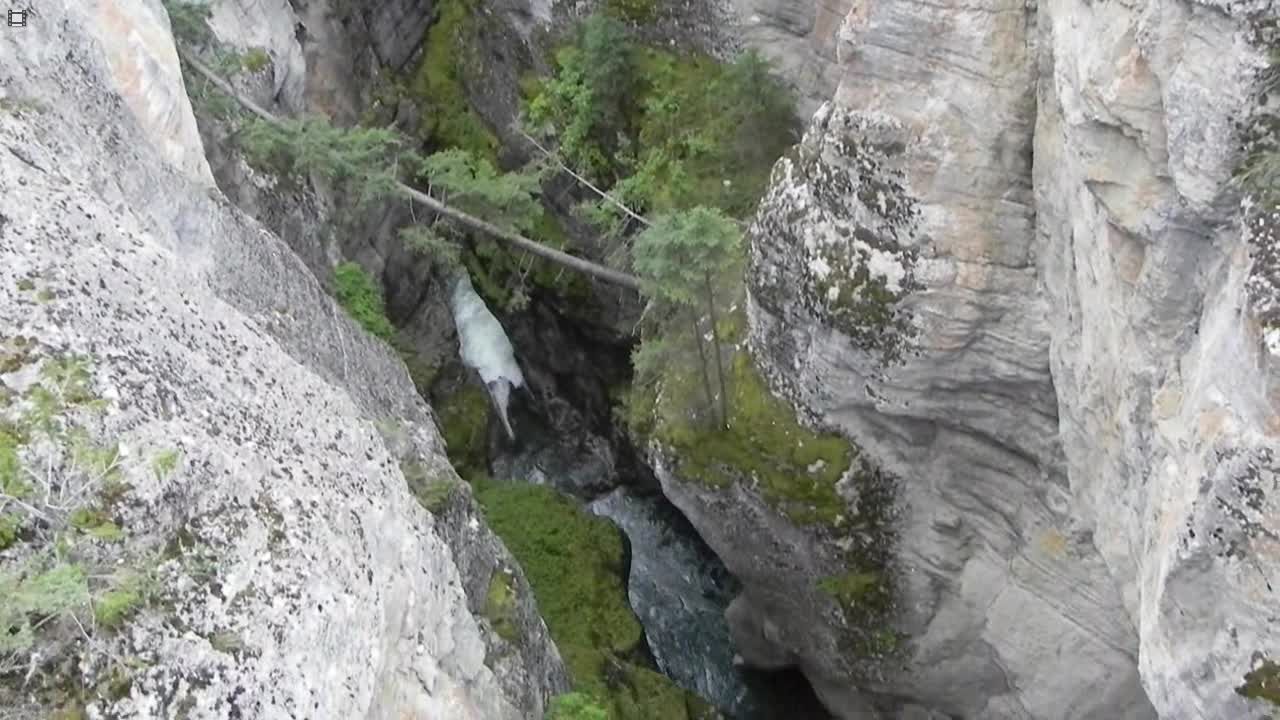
xmin=0 ymin=0 xmax=1277 ymax=719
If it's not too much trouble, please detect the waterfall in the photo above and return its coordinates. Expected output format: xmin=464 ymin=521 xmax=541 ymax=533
xmin=449 ymin=272 xmax=525 ymax=439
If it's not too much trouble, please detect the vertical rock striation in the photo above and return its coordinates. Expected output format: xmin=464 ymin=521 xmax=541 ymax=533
xmin=1035 ymin=0 xmax=1280 ymax=715
xmin=688 ymin=0 xmax=1280 ymax=717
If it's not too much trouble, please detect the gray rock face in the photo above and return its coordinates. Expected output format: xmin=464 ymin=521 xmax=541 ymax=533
xmin=0 ymin=1 xmax=566 ymax=716
xmin=1035 ymin=0 xmax=1280 ymax=716
xmin=721 ymin=0 xmax=850 ymax=117
xmin=664 ymin=0 xmax=1280 ymax=720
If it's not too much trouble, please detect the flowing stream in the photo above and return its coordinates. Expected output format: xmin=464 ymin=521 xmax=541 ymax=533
xmin=588 ymin=488 xmax=832 ymax=719
xmin=458 ymin=286 xmax=829 ymax=718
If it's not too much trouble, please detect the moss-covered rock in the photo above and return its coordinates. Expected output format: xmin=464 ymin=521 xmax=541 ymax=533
xmin=485 ymin=569 xmax=521 ymax=643
xmin=1237 ymin=659 xmax=1280 ymax=706
xmin=653 ymin=353 xmax=855 ymax=527
xmin=748 ymin=105 xmax=921 ymax=367
xmin=401 ymin=459 xmax=462 ymax=513
xmin=473 ymin=480 xmax=713 ymax=719
xmin=437 ymin=384 xmax=491 ymax=479
xmin=410 ymin=0 xmax=500 ymax=161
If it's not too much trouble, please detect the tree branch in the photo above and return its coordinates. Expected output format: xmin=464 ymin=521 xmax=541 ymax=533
xmin=516 ymin=128 xmax=651 ymax=229
xmin=177 ymin=48 xmax=645 ymax=293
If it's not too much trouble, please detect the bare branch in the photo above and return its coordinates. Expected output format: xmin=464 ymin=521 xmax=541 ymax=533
xmin=516 ymin=128 xmax=652 ymax=229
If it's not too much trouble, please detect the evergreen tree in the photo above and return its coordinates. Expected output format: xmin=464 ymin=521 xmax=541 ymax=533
xmin=632 ymin=207 xmax=741 ymax=429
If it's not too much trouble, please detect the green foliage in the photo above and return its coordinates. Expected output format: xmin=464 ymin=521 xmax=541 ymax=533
xmin=0 ymin=513 xmax=19 ymax=550
xmin=484 ymin=570 xmax=520 ymax=642
xmin=410 ymin=0 xmax=500 ymax=160
xmin=653 ymin=353 xmax=855 ymax=525
xmin=240 ymin=47 xmax=271 ymax=73
xmin=0 ymin=424 xmax=29 ymax=499
xmin=546 ymin=692 xmax=609 ymax=720
xmin=526 ymin=15 xmax=638 ymax=185
xmin=240 ymin=117 xmax=403 ymax=204
xmin=332 ymin=262 xmax=397 ymax=341
xmin=0 ymin=561 xmax=89 ymax=653
xmin=162 ymin=0 xmax=215 ymax=46
xmin=1238 ymin=659 xmax=1280 ymax=706
xmin=94 ymin=579 xmax=143 ymax=630
xmin=400 ymin=225 xmax=462 ymax=270
xmin=527 ymin=22 xmax=797 ymax=225
xmin=633 ymin=207 xmax=740 ymax=305
xmin=632 ymin=207 xmax=742 ymax=427
xmin=69 ymin=508 xmax=123 ymax=543
xmin=474 ymin=481 xmax=707 ymax=719
xmin=414 ymin=149 xmax=542 ymax=234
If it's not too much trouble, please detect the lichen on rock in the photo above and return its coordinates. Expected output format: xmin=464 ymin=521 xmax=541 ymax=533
xmin=749 ymin=102 xmax=922 ymax=368
xmin=0 ymin=2 xmax=569 ymax=716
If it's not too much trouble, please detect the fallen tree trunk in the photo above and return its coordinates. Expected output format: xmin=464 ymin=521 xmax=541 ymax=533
xmin=177 ymin=49 xmax=646 ymax=293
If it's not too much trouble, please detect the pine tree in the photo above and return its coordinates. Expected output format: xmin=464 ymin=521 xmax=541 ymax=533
xmin=632 ymin=207 xmax=741 ymax=429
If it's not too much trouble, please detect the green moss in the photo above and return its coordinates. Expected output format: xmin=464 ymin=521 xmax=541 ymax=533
xmin=208 ymin=631 xmax=246 ymax=655
xmin=1238 ymin=660 xmax=1280 ymax=706
xmin=402 ymin=459 xmax=460 ymax=513
xmin=16 ymin=278 xmax=35 ymax=292
xmin=94 ymin=586 xmax=142 ymax=630
xmin=410 ymin=0 xmax=500 ymax=161
xmin=818 ymin=571 xmax=891 ymax=623
xmin=547 ymin=692 xmax=609 ymax=720
xmin=475 ymin=482 xmax=640 ymax=659
xmin=151 ymin=448 xmax=181 ymax=482
xmin=240 ymin=47 xmax=270 ymax=73
xmin=654 ymin=353 xmax=853 ymax=526
xmin=0 ymin=513 xmax=20 ymax=550
xmin=69 ymin=508 xmax=123 ymax=542
xmin=604 ymin=0 xmax=660 ymax=23
xmin=332 ymin=261 xmax=396 ymax=341
xmin=484 ymin=569 xmax=520 ymax=642
xmin=437 ymin=385 xmax=491 ymax=478
xmin=475 ymin=481 xmax=706 ymax=719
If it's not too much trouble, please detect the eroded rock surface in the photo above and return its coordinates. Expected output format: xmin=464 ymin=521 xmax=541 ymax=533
xmin=660 ymin=0 xmax=1280 ymax=719
xmin=1036 ymin=0 xmax=1280 ymax=716
xmin=0 ymin=1 xmax=567 ymax=716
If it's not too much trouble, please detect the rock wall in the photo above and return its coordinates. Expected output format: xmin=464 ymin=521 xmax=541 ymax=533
xmin=1036 ymin=0 xmax=1280 ymax=715
xmin=0 ymin=1 xmax=567 ymax=716
xmin=682 ymin=0 xmax=1280 ymax=718
xmin=723 ymin=0 xmax=850 ymax=117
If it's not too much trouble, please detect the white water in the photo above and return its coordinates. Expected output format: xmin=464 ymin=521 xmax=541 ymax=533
xmin=449 ymin=273 xmax=525 ymax=438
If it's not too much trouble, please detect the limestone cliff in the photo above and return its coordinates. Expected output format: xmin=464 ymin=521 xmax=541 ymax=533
xmin=0 ymin=1 xmax=567 ymax=717
xmin=659 ymin=0 xmax=1280 ymax=717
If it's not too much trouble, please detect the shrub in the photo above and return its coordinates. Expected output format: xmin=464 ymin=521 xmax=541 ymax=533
xmin=0 ymin=561 xmax=89 ymax=654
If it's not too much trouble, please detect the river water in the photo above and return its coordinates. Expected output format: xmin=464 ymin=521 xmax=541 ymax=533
xmin=588 ymin=488 xmax=832 ymax=719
